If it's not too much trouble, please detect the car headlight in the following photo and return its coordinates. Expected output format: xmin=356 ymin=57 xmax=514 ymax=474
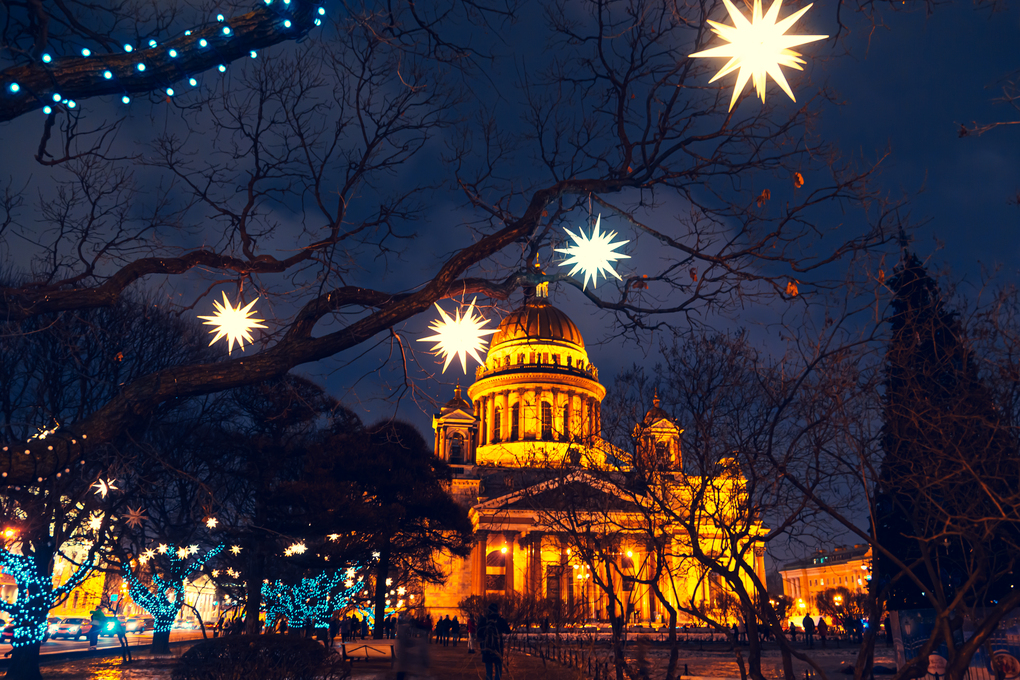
xmin=105 ymin=622 xmax=115 ymax=630
xmin=70 ymin=626 xmax=80 ymax=632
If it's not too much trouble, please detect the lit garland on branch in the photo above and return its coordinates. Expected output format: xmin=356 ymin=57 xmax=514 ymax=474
xmin=261 ymin=567 xmax=362 ymax=630
xmin=123 ymin=543 xmax=224 ymax=633
xmin=0 ymin=550 xmax=95 ymax=647
xmin=0 ymin=1 xmax=328 ymax=122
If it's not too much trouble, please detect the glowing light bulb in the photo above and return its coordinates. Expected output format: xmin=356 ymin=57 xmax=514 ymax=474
xmin=199 ymin=38 xmax=208 ymax=47
xmin=43 ymin=106 xmax=51 ymax=114
xmin=250 ymin=50 xmax=257 ymax=58
xmin=314 ymin=19 xmax=321 ymax=25
xmin=169 ymin=49 xmax=178 ymax=58
xmin=189 ymin=78 xmax=198 ymax=86
xmin=81 ymin=48 xmax=91 ymax=57
xmin=283 ymin=19 xmax=292 ymax=27
xmin=136 ymin=63 xmax=146 ymax=71
xmin=148 ymin=40 xmax=157 ymax=48
xmin=123 ymin=44 xmax=133 ymax=52
xmin=67 ymin=100 xmax=76 ymax=108
xmin=222 ymin=26 xmax=231 ymax=35
xmin=418 ymin=297 xmax=496 ymax=373
xmin=122 ymin=96 xmax=130 ymax=104
xmin=103 ymin=70 xmax=113 ymax=79
xmin=218 ymin=64 xmax=226 ymax=72
xmin=41 ymin=54 xmax=52 ymax=63
xmin=217 ymin=13 xmax=225 ymax=21
xmin=52 ymin=93 xmax=61 ymax=101
xmin=689 ymin=0 xmax=827 ymax=111
xmin=318 ymin=6 xmax=325 ymax=14
xmin=8 ymin=83 xmax=18 ymax=93
xmin=166 ymin=88 xmax=174 ymax=96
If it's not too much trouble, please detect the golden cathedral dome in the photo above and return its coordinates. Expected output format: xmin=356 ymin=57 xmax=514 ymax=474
xmin=489 ymin=298 xmax=585 ymax=350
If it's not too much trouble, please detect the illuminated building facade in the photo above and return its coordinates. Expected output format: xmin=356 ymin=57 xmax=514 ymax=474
xmin=425 ymin=288 xmax=766 ymax=623
xmin=780 ymin=544 xmax=872 ymax=617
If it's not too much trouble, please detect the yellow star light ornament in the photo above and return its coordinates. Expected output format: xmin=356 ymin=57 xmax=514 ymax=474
xmin=690 ymin=0 xmax=827 ymax=111
xmin=555 ymin=214 xmax=631 ymax=290
xmin=418 ymin=298 xmax=496 ymax=373
xmin=199 ymin=292 xmax=267 ymax=355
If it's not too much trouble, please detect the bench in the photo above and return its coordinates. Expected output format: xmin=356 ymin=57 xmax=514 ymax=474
xmin=342 ymin=641 xmax=395 ymax=663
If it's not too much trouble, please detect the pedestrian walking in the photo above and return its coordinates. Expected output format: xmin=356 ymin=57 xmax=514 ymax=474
xmin=88 ymin=608 xmax=105 ymax=650
xmin=340 ymin=616 xmax=349 ymax=642
xmin=479 ymin=603 xmax=511 ymax=680
xmin=451 ymin=616 xmax=461 ymax=647
xmin=329 ymin=617 xmax=340 ymax=647
xmin=467 ymin=613 xmax=476 ymax=653
xmin=802 ymin=614 xmax=815 ymax=648
xmin=817 ymin=617 xmax=828 ymax=647
xmin=361 ymin=616 xmax=368 ymax=640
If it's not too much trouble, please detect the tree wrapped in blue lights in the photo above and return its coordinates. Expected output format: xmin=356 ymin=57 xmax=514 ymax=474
xmin=123 ymin=543 xmax=223 ymax=653
xmin=262 ymin=568 xmax=363 ymax=632
xmin=0 ymin=549 xmax=95 ymax=647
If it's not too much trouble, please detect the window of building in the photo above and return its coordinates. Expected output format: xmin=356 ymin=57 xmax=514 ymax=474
xmin=449 ymin=433 xmax=464 ymax=464
xmin=542 ymin=402 xmax=553 ymax=440
xmin=511 ymin=404 xmax=520 ymax=441
xmin=493 ymin=408 xmax=502 ymax=443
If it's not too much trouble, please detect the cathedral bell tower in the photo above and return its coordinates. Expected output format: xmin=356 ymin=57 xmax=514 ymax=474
xmin=632 ymin=390 xmax=682 ymax=470
xmin=432 ymin=383 xmax=478 ymax=466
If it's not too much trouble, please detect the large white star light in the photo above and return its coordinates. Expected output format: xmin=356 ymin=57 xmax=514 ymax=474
xmin=418 ymin=297 xmax=496 ymax=373
xmin=198 ymin=292 xmax=268 ymax=355
xmin=690 ymin=0 xmax=827 ymax=111
xmin=555 ymin=214 xmax=631 ymax=290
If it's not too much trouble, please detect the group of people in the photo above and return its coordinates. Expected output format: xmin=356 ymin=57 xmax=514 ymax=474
xmin=787 ymin=614 xmax=883 ymax=647
xmin=433 ymin=614 xmax=462 ymax=646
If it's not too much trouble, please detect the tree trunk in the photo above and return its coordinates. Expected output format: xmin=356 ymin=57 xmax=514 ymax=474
xmin=4 ymin=643 xmax=42 ymax=680
xmin=372 ymin=542 xmax=391 ymax=639
xmin=244 ymin=547 xmax=265 ymax=635
xmin=152 ymin=629 xmax=172 ymax=654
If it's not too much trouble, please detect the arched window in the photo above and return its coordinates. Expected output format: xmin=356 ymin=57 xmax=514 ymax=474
xmin=493 ymin=408 xmax=502 ymax=443
xmin=449 ymin=433 xmax=464 ymax=464
xmin=562 ymin=405 xmax=570 ymax=441
xmin=541 ymin=402 xmax=553 ymax=440
xmin=511 ymin=404 xmax=520 ymax=441
xmin=485 ymin=549 xmax=507 ymax=591
xmin=655 ymin=441 xmax=669 ymax=467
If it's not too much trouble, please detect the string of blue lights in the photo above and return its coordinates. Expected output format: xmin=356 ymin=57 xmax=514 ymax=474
xmin=0 ymin=2 xmax=326 ymax=122
xmin=0 ymin=549 xmax=95 ymax=647
xmin=123 ymin=543 xmax=224 ymax=633
xmin=261 ymin=567 xmax=362 ymax=629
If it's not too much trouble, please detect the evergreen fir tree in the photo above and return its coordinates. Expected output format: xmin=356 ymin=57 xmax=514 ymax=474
xmin=875 ymin=253 xmax=1019 ymax=611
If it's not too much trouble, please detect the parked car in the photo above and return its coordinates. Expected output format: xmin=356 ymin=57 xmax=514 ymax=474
xmin=173 ymin=619 xmax=200 ymax=630
xmin=124 ymin=617 xmax=153 ymax=634
xmin=46 ymin=617 xmax=62 ymax=636
xmin=0 ymin=623 xmax=12 ymax=643
xmin=51 ymin=617 xmax=92 ymax=640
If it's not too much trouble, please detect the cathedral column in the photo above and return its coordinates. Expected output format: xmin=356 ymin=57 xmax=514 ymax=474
xmin=472 ymin=531 xmax=489 ymax=596
xmin=504 ymin=532 xmax=518 ymax=595
xmin=529 ymin=533 xmax=543 ymax=597
xmin=438 ymin=427 xmax=446 ymax=461
xmin=499 ymin=391 xmax=509 ymax=441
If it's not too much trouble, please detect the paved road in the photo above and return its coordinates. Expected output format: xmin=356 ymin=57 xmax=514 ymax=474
xmin=0 ymin=629 xmax=206 ymax=656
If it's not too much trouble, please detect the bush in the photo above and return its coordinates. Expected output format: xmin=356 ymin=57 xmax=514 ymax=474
xmin=172 ymin=635 xmax=350 ymax=680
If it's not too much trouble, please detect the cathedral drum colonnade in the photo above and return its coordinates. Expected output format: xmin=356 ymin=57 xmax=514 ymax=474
xmin=425 ymin=289 xmax=765 ymax=623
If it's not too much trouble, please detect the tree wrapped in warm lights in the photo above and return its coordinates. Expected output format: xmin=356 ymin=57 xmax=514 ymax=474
xmin=123 ymin=543 xmax=224 ymax=653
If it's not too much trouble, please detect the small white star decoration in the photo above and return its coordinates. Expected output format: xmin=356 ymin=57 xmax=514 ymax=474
xmin=230 ymin=545 xmax=242 ymax=555
xmin=690 ymin=0 xmax=826 ymax=111
xmin=555 ymin=214 xmax=631 ymax=290
xmin=418 ymin=298 xmax=496 ymax=373
xmin=199 ymin=291 xmax=267 ymax=355
xmin=92 ymin=478 xmax=118 ymax=498
xmin=284 ymin=542 xmax=307 ymax=557
xmin=205 ymin=517 xmax=218 ymax=529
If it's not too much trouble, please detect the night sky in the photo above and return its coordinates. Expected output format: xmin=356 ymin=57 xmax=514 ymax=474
xmin=0 ymin=0 xmax=1017 ymax=451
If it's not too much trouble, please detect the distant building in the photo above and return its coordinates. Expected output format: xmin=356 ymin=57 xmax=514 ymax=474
xmin=780 ymin=544 xmax=871 ymax=617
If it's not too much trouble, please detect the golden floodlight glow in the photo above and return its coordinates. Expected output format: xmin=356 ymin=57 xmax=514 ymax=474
xmin=555 ymin=214 xmax=631 ymax=290
xmin=418 ymin=297 xmax=496 ymax=373
xmin=689 ymin=0 xmax=826 ymax=111
xmin=199 ymin=292 xmax=267 ymax=355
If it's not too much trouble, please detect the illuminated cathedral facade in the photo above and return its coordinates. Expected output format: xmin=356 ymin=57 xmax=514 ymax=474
xmin=422 ymin=287 xmax=766 ymax=623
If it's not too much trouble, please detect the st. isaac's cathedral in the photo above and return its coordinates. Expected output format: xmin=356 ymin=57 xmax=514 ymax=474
xmin=422 ymin=285 xmax=766 ymax=624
